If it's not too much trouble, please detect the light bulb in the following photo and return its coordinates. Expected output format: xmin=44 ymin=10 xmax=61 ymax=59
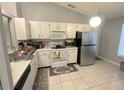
xmin=89 ymin=16 xmax=101 ymax=27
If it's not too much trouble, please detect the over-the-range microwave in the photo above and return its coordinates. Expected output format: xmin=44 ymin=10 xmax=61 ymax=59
xmin=50 ymin=31 xmax=66 ymax=40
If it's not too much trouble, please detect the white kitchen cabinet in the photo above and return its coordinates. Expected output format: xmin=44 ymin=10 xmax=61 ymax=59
xmin=29 ymin=21 xmax=41 ymax=39
xmin=67 ymin=48 xmax=78 ymax=64
xmin=22 ymin=53 xmax=38 ymax=90
xmin=38 ymin=51 xmax=51 ymax=67
xmin=13 ymin=18 xmax=28 ymax=40
xmin=77 ymin=24 xmax=92 ymax=32
xmin=39 ymin=22 xmax=50 ymax=39
xmin=67 ymin=24 xmax=77 ymax=39
xmin=50 ymin=22 xmax=67 ymax=31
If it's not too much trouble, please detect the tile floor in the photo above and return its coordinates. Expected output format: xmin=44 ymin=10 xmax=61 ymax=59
xmin=33 ymin=60 xmax=124 ymax=90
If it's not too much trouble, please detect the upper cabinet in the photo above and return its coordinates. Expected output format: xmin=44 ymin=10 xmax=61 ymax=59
xmin=77 ymin=24 xmax=93 ymax=32
xmin=39 ymin=22 xmax=50 ymax=39
xmin=67 ymin=24 xmax=77 ymax=39
xmin=29 ymin=21 xmax=50 ymax=39
xmin=13 ymin=18 xmax=28 ymax=40
xmin=50 ymin=22 xmax=67 ymax=31
xmin=12 ymin=18 xmax=94 ymax=40
xmin=0 ymin=3 xmax=17 ymax=16
xmin=29 ymin=21 xmax=41 ymax=39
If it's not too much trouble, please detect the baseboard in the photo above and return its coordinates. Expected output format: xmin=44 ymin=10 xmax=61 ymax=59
xmin=97 ymin=56 xmax=120 ymax=67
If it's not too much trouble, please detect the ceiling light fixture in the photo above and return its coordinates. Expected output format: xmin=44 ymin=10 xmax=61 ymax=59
xmin=89 ymin=16 xmax=101 ymax=27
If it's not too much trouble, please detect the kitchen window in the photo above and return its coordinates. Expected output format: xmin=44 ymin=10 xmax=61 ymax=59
xmin=118 ymin=24 xmax=124 ymax=56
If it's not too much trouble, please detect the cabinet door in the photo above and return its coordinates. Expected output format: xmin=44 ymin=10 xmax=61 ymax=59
xmin=77 ymin=24 xmax=92 ymax=32
xmin=14 ymin=18 xmax=27 ymax=40
xmin=32 ymin=53 xmax=38 ymax=76
xmin=68 ymin=49 xmax=77 ymax=64
xmin=1 ymin=3 xmax=17 ymax=16
xmin=29 ymin=21 xmax=41 ymax=39
xmin=39 ymin=51 xmax=51 ymax=67
xmin=67 ymin=24 xmax=77 ymax=38
xmin=59 ymin=23 xmax=67 ymax=31
xmin=39 ymin=22 xmax=50 ymax=39
xmin=49 ymin=22 xmax=57 ymax=31
xmin=50 ymin=23 xmax=66 ymax=31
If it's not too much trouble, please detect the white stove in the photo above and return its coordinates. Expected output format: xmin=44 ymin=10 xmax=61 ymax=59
xmin=51 ymin=48 xmax=67 ymax=68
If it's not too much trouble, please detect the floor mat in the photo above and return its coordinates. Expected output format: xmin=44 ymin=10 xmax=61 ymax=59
xmin=33 ymin=68 xmax=49 ymax=90
xmin=50 ymin=64 xmax=78 ymax=76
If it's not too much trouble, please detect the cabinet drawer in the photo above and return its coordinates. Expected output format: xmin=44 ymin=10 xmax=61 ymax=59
xmin=68 ymin=50 xmax=77 ymax=54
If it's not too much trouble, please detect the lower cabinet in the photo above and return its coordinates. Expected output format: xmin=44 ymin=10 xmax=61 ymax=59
xmin=67 ymin=48 xmax=78 ymax=64
xmin=38 ymin=51 xmax=51 ymax=67
xmin=22 ymin=53 xmax=38 ymax=90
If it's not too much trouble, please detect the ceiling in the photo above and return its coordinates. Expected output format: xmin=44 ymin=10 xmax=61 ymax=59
xmin=55 ymin=2 xmax=124 ymax=20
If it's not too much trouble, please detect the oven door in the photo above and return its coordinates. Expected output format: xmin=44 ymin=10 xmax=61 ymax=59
xmin=51 ymin=50 xmax=67 ymax=62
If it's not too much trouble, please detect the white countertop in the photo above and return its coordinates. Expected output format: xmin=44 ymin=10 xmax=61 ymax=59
xmin=10 ymin=46 xmax=77 ymax=88
xmin=10 ymin=61 xmax=30 ymax=87
xmin=37 ymin=47 xmax=77 ymax=51
xmin=37 ymin=48 xmax=52 ymax=51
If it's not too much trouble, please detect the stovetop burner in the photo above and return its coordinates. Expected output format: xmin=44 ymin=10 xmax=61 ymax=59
xmin=51 ymin=46 xmax=66 ymax=49
xmin=51 ymin=45 xmax=66 ymax=49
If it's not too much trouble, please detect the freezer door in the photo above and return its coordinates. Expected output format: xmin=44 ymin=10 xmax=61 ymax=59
xmin=80 ymin=46 xmax=96 ymax=66
xmin=88 ymin=32 xmax=97 ymax=44
xmin=82 ymin=32 xmax=97 ymax=45
xmin=82 ymin=32 xmax=89 ymax=45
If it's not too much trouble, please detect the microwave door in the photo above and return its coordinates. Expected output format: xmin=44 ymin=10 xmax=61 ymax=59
xmin=51 ymin=32 xmax=66 ymax=39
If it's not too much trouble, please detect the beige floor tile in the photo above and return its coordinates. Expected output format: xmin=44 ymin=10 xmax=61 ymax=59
xmin=90 ymin=86 xmax=104 ymax=90
xmin=78 ymin=71 xmax=92 ymax=78
xmin=86 ymin=81 xmax=99 ymax=88
xmin=101 ymin=83 xmax=117 ymax=90
xmin=46 ymin=61 xmax=123 ymax=90
xmin=49 ymin=76 xmax=60 ymax=85
xmin=83 ymin=77 xmax=99 ymax=88
xmin=61 ymin=80 xmax=75 ymax=90
xmin=69 ymin=72 xmax=80 ymax=80
xmin=74 ymin=64 xmax=82 ymax=70
xmin=111 ymin=79 xmax=124 ymax=89
xmin=72 ymin=78 xmax=88 ymax=89
xmin=49 ymin=83 xmax=62 ymax=90
xmin=59 ymin=74 xmax=72 ymax=82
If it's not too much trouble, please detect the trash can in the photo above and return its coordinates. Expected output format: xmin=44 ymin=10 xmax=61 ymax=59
xmin=120 ymin=62 xmax=124 ymax=71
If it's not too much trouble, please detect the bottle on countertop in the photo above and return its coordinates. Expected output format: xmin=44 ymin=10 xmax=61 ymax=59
xmin=44 ymin=40 xmax=49 ymax=48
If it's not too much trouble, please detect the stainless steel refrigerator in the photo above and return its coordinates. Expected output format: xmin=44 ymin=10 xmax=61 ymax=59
xmin=75 ymin=31 xmax=97 ymax=66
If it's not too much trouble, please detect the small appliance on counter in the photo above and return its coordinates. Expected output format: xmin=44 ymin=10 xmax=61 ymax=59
xmin=27 ymin=40 xmax=44 ymax=49
xmin=43 ymin=40 xmax=50 ymax=48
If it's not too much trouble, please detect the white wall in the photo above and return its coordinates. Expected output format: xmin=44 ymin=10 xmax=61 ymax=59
xmin=18 ymin=2 xmax=88 ymax=23
xmin=99 ymin=17 xmax=124 ymax=64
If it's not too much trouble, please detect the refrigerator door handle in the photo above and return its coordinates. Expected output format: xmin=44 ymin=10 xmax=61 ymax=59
xmin=83 ymin=44 xmax=96 ymax=46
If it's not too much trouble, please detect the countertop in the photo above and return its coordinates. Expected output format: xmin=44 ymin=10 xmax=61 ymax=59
xmin=10 ymin=61 xmax=31 ymax=87
xmin=10 ymin=46 xmax=77 ymax=88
